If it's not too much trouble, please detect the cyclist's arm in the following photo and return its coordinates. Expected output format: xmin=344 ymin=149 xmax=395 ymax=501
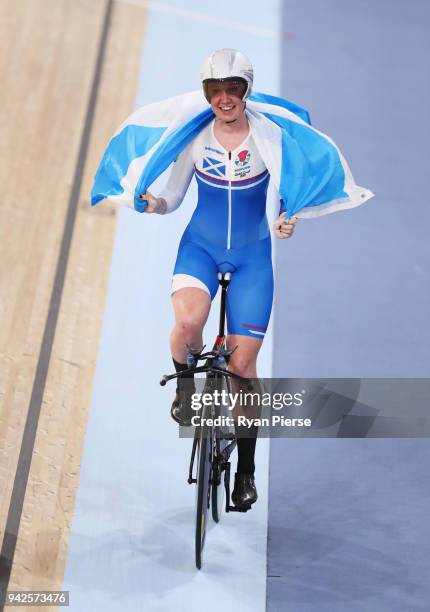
xmin=146 ymin=143 xmax=194 ymax=214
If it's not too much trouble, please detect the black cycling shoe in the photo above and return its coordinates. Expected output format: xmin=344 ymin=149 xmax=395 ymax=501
xmin=231 ymin=472 xmax=258 ymax=509
xmin=170 ymin=384 xmax=194 ymax=427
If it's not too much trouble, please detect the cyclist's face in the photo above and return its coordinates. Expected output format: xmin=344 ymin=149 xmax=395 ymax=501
xmin=208 ymin=81 xmax=246 ymax=123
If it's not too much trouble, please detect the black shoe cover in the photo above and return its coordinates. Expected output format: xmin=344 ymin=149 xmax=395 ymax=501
xmin=170 ymin=382 xmax=195 ymax=427
xmin=231 ymin=472 xmax=258 ymax=508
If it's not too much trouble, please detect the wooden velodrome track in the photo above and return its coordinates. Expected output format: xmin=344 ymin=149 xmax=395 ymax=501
xmin=0 ymin=0 xmax=145 ymax=607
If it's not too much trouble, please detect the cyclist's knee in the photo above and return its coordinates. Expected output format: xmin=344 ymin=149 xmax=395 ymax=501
xmin=227 ymin=335 xmax=261 ymax=378
xmin=175 ymin=313 xmax=204 ymax=337
xmin=228 ymin=353 xmax=257 ymax=378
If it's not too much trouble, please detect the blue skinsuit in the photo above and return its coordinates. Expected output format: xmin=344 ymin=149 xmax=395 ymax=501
xmin=159 ymin=118 xmax=283 ymax=339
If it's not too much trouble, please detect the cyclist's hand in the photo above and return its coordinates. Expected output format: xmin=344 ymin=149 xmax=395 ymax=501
xmin=142 ymin=191 xmax=167 ymax=214
xmin=274 ymin=212 xmax=297 ymax=239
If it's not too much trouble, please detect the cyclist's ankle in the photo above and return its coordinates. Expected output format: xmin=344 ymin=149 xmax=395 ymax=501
xmin=172 ymin=358 xmax=195 ymax=395
xmin=172 ymin=357 xmax=194 ymax=376
xmin=235 ymin=422 xmax=258 ymax=474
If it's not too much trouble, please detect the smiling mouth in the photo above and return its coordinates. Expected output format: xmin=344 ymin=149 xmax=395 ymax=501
xmin=219 ymin=105 xmax=234 ymax=111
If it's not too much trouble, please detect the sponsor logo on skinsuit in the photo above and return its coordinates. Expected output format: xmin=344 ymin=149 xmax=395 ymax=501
xmin=234 ymin=149 xmax=251 ymax=178
xmin=235 ymin=149 xmax=251 ymax=168
xmin=205 ymin=145 xmax=224 ymax=156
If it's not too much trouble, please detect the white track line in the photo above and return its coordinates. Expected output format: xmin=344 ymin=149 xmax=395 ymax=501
xmin=116 ymin=0 xmax=279 ymax=39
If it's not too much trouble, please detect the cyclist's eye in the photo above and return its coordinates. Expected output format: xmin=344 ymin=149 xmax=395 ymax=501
xmin=226 ymin=87 xmax=240 ymax=96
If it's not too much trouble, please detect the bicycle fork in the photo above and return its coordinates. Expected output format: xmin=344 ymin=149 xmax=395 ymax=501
xmin=188 ymin=435 xmax=199 ymax=484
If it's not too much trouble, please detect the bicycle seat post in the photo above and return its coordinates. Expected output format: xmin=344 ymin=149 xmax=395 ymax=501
xmin=217 ymin=272 xmax=231 ymax=338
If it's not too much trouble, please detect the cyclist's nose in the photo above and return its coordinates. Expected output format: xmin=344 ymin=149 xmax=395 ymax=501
xmin=220 ymin=89 xmax=230 ymax=103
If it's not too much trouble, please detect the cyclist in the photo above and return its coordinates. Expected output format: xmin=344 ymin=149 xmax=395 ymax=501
xmin=142 ymin=49 xmax=296 ymax=509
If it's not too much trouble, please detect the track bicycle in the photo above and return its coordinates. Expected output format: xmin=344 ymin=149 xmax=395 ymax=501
xmin=160 ymin=271 xmax=253 ymax=569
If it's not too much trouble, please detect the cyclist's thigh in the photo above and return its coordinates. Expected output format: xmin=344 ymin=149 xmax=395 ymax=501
xmin=226 ymin=239 xmax=274 ymax=340
xmin=172 ymin=287 xmax=211 ymax=328
xmin=173 ymin=238 xmax=219 ymax=299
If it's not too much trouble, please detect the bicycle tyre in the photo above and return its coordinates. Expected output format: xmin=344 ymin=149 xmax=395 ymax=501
xmin=211 ymin=374 xmax=234 ymax=523
xmin=195 ymin=420 xmax=211 ymax=569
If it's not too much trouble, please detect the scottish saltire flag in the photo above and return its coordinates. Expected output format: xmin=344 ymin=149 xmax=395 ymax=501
xmin=91 ymin=90 xmax=373 ymax=218
xmin=202 ymin=157 xmax=226 ymax=177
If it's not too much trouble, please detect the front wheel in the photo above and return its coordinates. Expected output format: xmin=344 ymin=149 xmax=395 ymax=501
xmin=195 ymin=421 xmax=211 ymax=569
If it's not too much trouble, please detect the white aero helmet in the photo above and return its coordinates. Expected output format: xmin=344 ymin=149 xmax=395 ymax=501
xmin=200 ymin=48 xmax=254 ymax=101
